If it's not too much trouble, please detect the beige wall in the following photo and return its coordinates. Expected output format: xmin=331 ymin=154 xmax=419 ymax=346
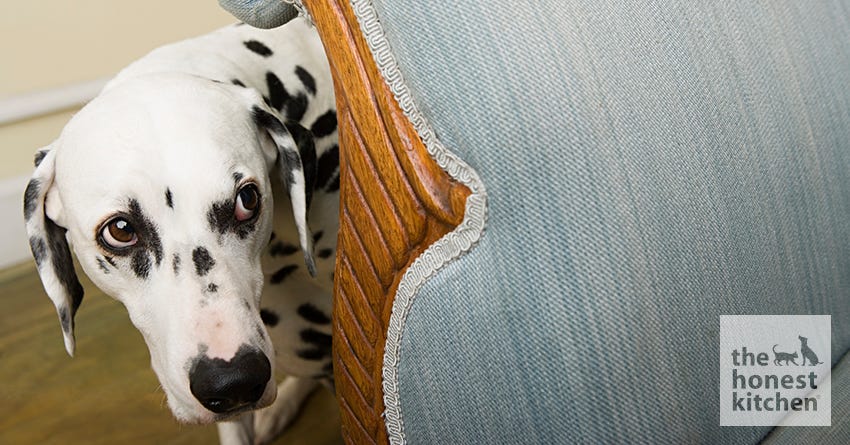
xmin=0 ymin=0 xmax=235 ymax=179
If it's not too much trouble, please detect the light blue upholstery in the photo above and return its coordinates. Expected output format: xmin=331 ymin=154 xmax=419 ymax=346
xmin=764 ymin=352 xmax=850 ymax=443
xmin=217 ymin=0 xmax=298 ymax=29
xmin=367 ymin=1 xmax=850 ymax=443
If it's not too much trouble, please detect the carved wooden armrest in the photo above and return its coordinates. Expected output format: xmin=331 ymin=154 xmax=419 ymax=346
xmin=302 ymin=1 xmax=471 ymax=443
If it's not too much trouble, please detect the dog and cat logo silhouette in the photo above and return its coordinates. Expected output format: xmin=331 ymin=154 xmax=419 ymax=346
xmin=771 ymin=336 xmax=824 ymax=367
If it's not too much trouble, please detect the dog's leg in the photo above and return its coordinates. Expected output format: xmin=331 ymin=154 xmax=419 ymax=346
xmin=218 ymin=412 xmax=255 ymax=445
xmin=254 ymin=376 xmax=319 ymax=445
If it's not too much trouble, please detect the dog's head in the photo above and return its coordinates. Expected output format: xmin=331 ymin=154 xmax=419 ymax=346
xmin=23 ymin=73 xmax=317 ymax=423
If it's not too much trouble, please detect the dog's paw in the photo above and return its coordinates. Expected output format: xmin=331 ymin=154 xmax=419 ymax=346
xmin=253 ymin=377 xmax=319 ymax=445
xmin=254 ymin=402 xmax=299 ymax=445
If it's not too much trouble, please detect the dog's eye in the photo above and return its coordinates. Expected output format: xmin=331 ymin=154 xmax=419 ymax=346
xmin=101 ymin=218 xmax=138 ymax=249
xmin=235 ymin=184 xmax=260 ymax=222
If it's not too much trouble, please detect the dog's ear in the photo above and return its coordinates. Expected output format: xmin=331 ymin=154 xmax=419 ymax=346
xmin=251 ymin=104 xmax=318 ymax=276
xmin=23 ymin=147 xmax=84 ymax=356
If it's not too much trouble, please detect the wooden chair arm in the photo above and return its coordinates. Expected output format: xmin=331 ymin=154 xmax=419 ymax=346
xmin=303 ymin=1 xmax=471 ymax=443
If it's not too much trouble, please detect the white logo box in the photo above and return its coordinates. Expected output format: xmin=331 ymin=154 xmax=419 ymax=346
xmin=719 ymin=315 xmax=831 ymax=426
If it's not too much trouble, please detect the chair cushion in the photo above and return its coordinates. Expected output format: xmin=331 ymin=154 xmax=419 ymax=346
xmin=764 ymin=352 xmax=850 ymax=443
xmin=365 ymin=0 xmax=850 ymax=443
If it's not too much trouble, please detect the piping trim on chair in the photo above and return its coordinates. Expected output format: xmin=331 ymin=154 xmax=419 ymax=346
xmin=350 ymin=1 xmax=489 ymax=444
xmin=284 ymin=0 xmax=314 ymax=26
xmin=217 ymin=0 xmax=312 ymax=29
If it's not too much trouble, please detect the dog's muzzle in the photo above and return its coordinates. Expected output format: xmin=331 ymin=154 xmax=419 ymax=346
xmin=189 ymin=345 xmax=271 ymax=414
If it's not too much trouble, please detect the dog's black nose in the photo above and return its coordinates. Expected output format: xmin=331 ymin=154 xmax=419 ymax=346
xmin=189 ymin=346 xmax=271 ymax=414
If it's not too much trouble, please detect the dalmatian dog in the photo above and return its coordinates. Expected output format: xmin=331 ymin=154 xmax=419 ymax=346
xmin=22 ymin=17 xmax=339 ymax=445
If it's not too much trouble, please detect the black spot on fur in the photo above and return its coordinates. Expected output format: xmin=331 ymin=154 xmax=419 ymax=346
xmin=265 ymin=72 xmax=289 ymax=111
xmin=259 ymin=71 xmax=308 ymax=122
xmin=251 ymin=106 xmax=307 ymax=192
xmin=207 ymin=200 xmax=233 ymax=236
xmin=96 ymin=257 xmax=110 ymax=274
xmin=192 ymin=247 xmax=215 ymax=277
xmin=313 ymin=231 xmax=324 ymax=243
xmin=34 ymin=149 xmax=49 ymax=167
xmin=310 ymin=110 xmax=337 ymax=138
xmin=127 ymin=199 xmax=164 ymax=266
xmin=207 ymin=283 xmax=218 ymax=293
xmin=45 ymin=219 xmax=84 ymax=314
xmin=262 ymin=95 xmax=273 ymax=108
xmin=260 ymin=70 xmax=308 ymax=122
xmin=300 ymin=328 xmax=332 ymax=349
xmin=316 ymin=145 xmax=339 ymax=189
xmin=29 ymin=236 xmax=46 ymax=267
xmin=104 ymin=255 xmax=116 ymax=267
xmin=284 ymin=122 xmax=317 ymax=207
xmin=326 ymin=174 xmax=340 ymax=192
xmin=101 ymin=199 xmax=162 ymax=279
xmin=295 ymin=66 xmax=316 ymax=95
xmin=23 ymin=179 xmax=40 ymax=221
xmin=243 ymin=299 xmax=250 ymax=310
xmin=260 ymin=309 xmax=279 ymax=327
xmin=280 ymin=150 xmax=301 ymax=189
xmin=172 ymin=254 xmax=181 ymax=275
xmin=318 ymin=248 xmax=334 ymax=259
xmin=252 ymin=105 xmax=285 ymax=134
xmin=207 ymin=176 xmax=261 ymax=240
xmin=59 ymin=307 xmax=71 ymax=334
xmin=297 ymin=303 xmax=331 ymax=325
xmin=165 ymin=188 xmax=174 ymax=209
xmin=270 ymin=264 xmax=298 ymax=284
xmin=244 ymin=40 xmax=273 ymax=57
xmin=296 ymin=347 xmax=328 ymax=361
xmin=207 ymin=199 xmax=257 ymax=240
xmin=231 ymin=79 xmax=246 ymax=87
xmin=269 ymin=241 xmax=298 ymax=257
xmin=132 ymin=251 xmax=152 ymax=279
xmin=285 ymin=93 xmax=308 ymax=122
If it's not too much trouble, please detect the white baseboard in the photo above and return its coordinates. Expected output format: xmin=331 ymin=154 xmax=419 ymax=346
xmin=0 ymin=77 xmax=110 ymax=126
xmin=0 ymin=174 xmax=34 ymax=269
xmin=0 ymin=77 xmax=111 ymax=270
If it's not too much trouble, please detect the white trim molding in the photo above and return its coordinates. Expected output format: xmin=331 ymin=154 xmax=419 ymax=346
xmin=0 ymin=77 xmax=109 ymax=126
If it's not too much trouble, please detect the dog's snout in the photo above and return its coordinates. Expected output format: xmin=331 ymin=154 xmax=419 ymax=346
xmin=189 ymin=346 xmax=271 ymax=414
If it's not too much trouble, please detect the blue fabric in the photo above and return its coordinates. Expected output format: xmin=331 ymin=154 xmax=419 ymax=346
xmin=371 ymin=1 xmax=850 ymax=443
xmin=764 ymin=351 xmax=850 ymax=443
xmin=217 ymin=0 xmax=298 ymax=28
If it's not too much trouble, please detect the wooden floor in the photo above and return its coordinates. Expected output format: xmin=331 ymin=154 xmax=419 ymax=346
xmin=0 ymin=261 xmax=342 ymax=445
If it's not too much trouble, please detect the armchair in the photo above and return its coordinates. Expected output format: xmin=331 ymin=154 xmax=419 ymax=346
xmin=223 ymin=1 xmax=850 ymax=443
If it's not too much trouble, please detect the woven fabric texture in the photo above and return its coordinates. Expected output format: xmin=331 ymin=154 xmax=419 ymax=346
xmin=368 ymin=1 xmax=850 ymax=443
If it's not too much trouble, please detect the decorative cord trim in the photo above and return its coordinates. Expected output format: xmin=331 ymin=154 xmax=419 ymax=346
xmin=283 ymin=0 xmax=314 ymax=26
xmin=350 ymin=1 xmax=489 ymax=444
